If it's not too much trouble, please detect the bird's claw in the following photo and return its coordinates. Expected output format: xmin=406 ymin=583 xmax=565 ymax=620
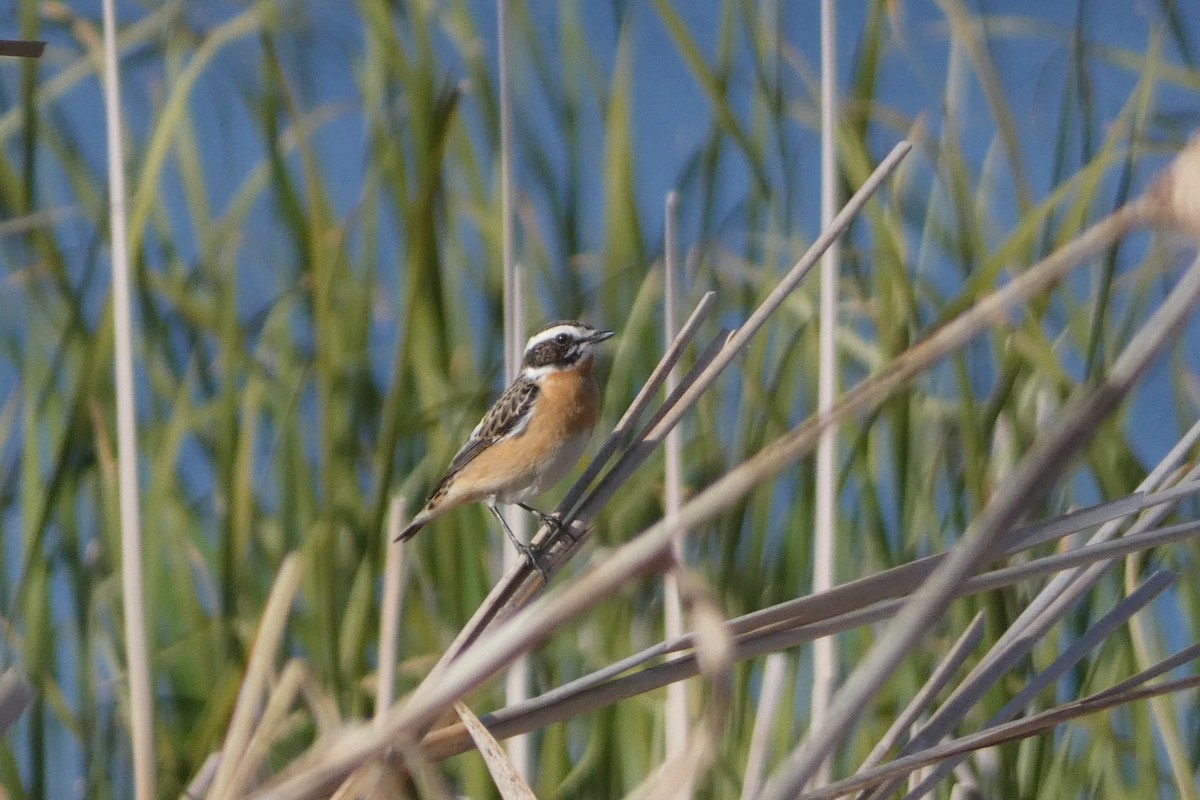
xmin=517 ymin=542 xmax=549 ymax=584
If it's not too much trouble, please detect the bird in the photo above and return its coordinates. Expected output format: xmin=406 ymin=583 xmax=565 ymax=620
xmin=397 ymin=320 xmax=615 ymax=577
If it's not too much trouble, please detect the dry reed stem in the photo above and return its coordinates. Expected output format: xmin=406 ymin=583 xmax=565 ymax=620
xmin=896 ymin=570 xmax=1177 ymax=799
xmin=376 ymin=498 xmax=408 ymax=722
xmin=100 ymin=0 xmax=154 ymax=795
xmin=1092 ymin=641 xmax=1200 ymax=702
xmin=759 ymin=243 xmax=1200 ymax=799
xmin=864 ymin=425 xmax=1200 ymax=799
xmin=224 ymin=660 xmax=308 ymax=797
xmin=662 ymin=188 xmax=690 ymax=769
xmin=496 ymin=0 xmax=532 ymax=775
xmin=740 ymin=653 xmax=787 ymax=800
xmin=801 ymin=673 xmax=1200 ymax=800
xmin=416 ymin=516 xmax=1200 ymax=763
xmin=182 ymin=754 xmax=221 ymax=800
xmin=811 ymin=1 xmax=841 ymax=785
xmin=855 ymin=613 xmax=986 ymax=777
xmin=209 ymin=554 xmax=303 ymax=799
xmin=454 ymin=701 xmax=536 ymax=800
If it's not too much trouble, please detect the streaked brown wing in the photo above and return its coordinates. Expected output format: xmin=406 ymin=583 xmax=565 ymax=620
xmin=434 ymin=378 xmax=540 ymax=489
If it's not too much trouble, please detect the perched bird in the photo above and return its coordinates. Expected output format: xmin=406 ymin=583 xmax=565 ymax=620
xmin=397 ymin=320 xmax=614 ymax=575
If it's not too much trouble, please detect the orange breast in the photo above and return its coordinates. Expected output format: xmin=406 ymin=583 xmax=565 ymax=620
xmin=446 ymin=359 xmax=599 ymax=504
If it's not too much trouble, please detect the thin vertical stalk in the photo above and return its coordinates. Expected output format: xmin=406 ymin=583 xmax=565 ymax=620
xmin=811 ymin=0 xmax=840 ymax=787
xmin=377 ymin=498 xmax=408 ymax=723
xmin=499 ymin=0 xmax=517 ymax=373
xmin=502 ymin=261 xmax=530 ymax=777
xmin=100 ymin=1 xmax=154 ymax=797
xmin=662 ymin=191 xmax=689 ymax=769
xmin=497 ymin=0 xmax=530 ymax=779
xmin=741 ymin=656 xmax=787 ymax=800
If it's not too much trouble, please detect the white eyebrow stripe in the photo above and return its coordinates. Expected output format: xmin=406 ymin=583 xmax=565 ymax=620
xmin=524 ymin=324 xmax=588 ymax=351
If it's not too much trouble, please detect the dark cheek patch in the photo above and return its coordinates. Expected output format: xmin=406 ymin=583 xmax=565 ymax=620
xmin=526 ymin=342 xmax=570 ymax=368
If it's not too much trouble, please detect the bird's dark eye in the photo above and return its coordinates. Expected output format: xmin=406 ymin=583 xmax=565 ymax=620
xmin=555 ymin=333 xmax=572 ymax=345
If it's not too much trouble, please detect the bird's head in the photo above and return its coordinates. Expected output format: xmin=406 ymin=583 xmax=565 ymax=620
xmin=521 ymin=320 xmax=615 ymax=377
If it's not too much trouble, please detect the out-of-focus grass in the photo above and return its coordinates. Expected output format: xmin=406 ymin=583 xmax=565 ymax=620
xmin=1 ymin=0 xmax=1199 ymax=797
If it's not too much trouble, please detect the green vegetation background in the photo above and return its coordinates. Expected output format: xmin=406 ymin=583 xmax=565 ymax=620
xmin=3 ymin=1 xmax=1200 ymax=797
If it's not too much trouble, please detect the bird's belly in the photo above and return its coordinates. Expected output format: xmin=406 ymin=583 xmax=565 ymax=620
xmin=497 ymin=431 xmax=591 ymax=504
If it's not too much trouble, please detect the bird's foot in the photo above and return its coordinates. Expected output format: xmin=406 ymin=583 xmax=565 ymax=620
xmin=519 ymin=503 xmax=577 ymax=545
xmin=514 ymin=541 xmax=549 ymax=584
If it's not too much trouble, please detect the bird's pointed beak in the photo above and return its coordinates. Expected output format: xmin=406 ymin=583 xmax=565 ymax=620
xmin=589 ymin=329 xmax=615 ymax=344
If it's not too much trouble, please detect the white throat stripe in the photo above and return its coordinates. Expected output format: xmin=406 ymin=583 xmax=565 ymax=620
xmin=521 ymin=364 xmax=561 ymax=380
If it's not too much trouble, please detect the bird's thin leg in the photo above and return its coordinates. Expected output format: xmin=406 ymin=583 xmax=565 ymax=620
xmin=517 ymin=502 xmax=575 ymax=542
xmin=487 ymin=500 xmax=547 ymax=583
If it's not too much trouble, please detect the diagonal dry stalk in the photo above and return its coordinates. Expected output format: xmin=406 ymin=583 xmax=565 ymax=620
xmin=859 ymin=460 xmax=1200 ymax=800
xmin=207 ymin=554 xmax=303 ymax=799
xmin=758 ymin=238 xmax=1200 ymax=799
xmin=854 ymin=613 xmax=986 ymax=777
xmin=453 ymin=702 xmax=535 ymax=800
xmin=810 ymin=3 xmax=843 ymax=785
xmin=414 ymin=511 xmax=1200 ymax=764
xmin=893 ymin=570 xmax=1178 ymax=800
xmin=223 ymin=660 xmax=308 ymax=798
xmin=495 ymin=0 xmax=533 ymax=777
xmin=800 ymin=670 xmax=1200 ymax=800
